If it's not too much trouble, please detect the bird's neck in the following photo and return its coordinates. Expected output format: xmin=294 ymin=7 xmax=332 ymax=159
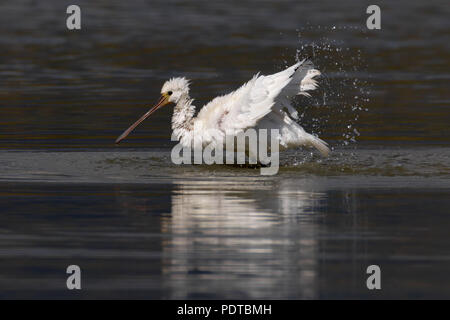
xmin=171 ymin=95 xmax=195 ymax=139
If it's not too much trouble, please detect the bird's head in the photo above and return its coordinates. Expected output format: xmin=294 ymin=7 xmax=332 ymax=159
xmin=161 ymin=77 xmax=190 ymax=104
xmin=115 ymin=77 xmax=190 ymax=144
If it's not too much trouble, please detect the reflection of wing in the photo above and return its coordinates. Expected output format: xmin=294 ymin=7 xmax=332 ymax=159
xmin=170 ymin=179 xmax=275 ymax=230
xmin=161 ymin=178 xmax=325 ymax=299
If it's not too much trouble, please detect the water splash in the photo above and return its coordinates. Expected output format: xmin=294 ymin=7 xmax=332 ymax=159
xmin=293 ymin=26 xmax=371 ymax=148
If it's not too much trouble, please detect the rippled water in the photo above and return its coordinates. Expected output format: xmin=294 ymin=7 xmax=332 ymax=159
xmin=0 ymin=0 xmax=449 ymax=299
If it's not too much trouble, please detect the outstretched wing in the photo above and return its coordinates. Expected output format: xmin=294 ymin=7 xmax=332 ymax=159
xmin=275 ymin=59 xmax=321 ymax=119
xmin=257 ymin=60 xmax=328 ymax=156
xmin=194 ymin=59 xmax=324 ymax=155
xmin=196 ymin=61 xmax=304 ymax=137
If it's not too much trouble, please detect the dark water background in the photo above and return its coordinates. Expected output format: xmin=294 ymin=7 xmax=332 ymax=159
xmin=0 ymin=0 xmax=449 ymax=299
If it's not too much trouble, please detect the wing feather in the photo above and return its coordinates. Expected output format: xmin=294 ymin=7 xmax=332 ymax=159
xmin=206 ymin=63 xmax=301 ymax=135
xmin=194 ymin=60 xmax=325 ymax=155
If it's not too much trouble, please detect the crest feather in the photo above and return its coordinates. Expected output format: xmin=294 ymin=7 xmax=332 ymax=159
xmin=161 ymin=77 xmax=190 ymax=94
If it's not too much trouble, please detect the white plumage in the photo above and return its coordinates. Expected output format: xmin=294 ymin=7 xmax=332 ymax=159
xmin=116 ymin=59 xmax=329 ymax=157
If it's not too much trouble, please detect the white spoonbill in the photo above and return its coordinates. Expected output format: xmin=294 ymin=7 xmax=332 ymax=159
xmin=115 ymin=59 xmax=330 ymax=157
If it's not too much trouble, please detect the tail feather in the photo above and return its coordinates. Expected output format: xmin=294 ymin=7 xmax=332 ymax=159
xmin=308 ymin=135 xmax=330 ymax=157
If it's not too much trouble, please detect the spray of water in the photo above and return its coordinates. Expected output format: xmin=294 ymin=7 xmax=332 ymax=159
xmin=292 ymin=26 xmax=371 ymax=151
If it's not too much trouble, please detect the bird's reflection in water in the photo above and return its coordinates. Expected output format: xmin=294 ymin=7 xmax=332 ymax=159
xmin=160 ymin=178 xmax=328 ymax=299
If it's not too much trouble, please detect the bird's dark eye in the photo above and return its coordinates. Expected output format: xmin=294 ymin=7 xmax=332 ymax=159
xmin=168 ymin=91 xmax=173 ymax=95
